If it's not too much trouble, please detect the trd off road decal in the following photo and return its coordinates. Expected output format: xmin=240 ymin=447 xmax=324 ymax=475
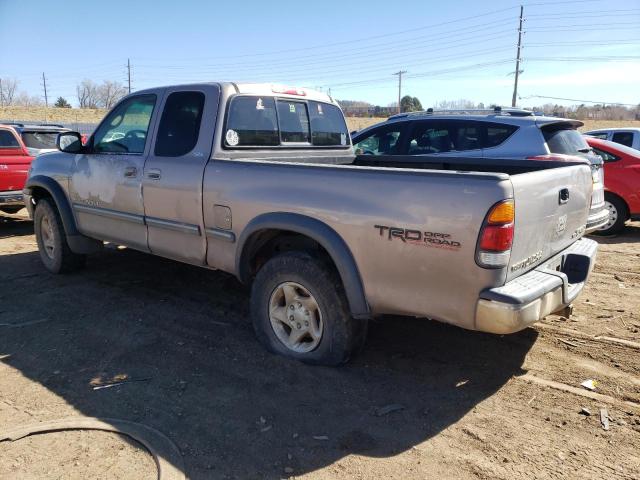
xmin=374 ymin=225 xmax=462 ymax=250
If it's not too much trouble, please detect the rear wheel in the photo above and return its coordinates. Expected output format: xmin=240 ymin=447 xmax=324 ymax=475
xmin=250 ymin=251 xmax=367 ymax=366
xmin=34 ymin=198 xmax=86 ymax=273
xmin=598 ymin=194 xmax=628 ymax=236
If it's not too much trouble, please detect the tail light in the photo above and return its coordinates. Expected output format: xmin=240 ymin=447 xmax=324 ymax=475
xmin=476 ymin=199 xmax=514 ymax=268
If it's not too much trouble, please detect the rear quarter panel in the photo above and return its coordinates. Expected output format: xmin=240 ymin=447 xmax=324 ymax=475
xmin=203 ymin=160 xmax=514 ymax=329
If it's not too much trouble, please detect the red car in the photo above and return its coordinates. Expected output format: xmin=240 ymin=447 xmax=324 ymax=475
xmin=0 ymin=123 xmax=70 ymax=215
xmin=585 ymin=136 xmax=640 ymax=235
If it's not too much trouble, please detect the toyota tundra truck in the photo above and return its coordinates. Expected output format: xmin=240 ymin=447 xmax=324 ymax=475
xmin=23 ymin=83 xmax=598 ymax=365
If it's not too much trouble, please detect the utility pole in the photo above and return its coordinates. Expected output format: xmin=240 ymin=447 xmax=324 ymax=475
xmin=41 ymin=72 xmax=49 ymax=108
xmin=127 ymin=58 xmax=132 ymax=94
xmin=41 ymin=72 xmax=49 ymax=122
xmin=393 ymin=70 xmax=407 ymax=113
xmin=511 ymin=5 xmax=524 ymax=107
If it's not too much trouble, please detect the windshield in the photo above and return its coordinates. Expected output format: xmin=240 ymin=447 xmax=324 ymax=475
xmin=542 ymin=127 xmax=590 ymax=156
xmin=21 ymin=131 xmax=59 ymax=150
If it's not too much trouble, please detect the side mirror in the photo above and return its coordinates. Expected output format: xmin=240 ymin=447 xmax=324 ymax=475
xmin=57 ymin=131 xmax=83 ymax=153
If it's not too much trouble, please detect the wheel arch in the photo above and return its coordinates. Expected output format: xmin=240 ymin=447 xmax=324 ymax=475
xmin=24 ymin=176 xmax=101 ymax=254
xmin=24 ymin=175 xmax=79 ymax=235
xmin=237 ymin=213 xmax=370 ymax=319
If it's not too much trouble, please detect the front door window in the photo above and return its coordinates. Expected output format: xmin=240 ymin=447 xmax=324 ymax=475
xmin=92 ymin=95 xmax=156 ymax=154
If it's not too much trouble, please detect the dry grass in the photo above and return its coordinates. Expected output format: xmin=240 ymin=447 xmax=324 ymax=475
xmin=2 ymin=107 xmax=638 ymax=134
xmin=0 ymin=106 xmax=107 ymax=124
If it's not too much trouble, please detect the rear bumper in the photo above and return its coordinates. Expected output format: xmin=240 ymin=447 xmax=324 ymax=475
xmin=475 ymin=237 xmax=598 ymax=334
xmin=0 ymin=190 xmax=25 ymax=207
xmin=585 ymin=205 xmax=609 ymax=233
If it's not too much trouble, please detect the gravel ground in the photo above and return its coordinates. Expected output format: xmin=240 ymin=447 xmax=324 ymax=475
xmin=1 ymin=210 xmax=639 ymax=479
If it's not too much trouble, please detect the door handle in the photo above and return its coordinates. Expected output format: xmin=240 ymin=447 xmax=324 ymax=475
xmin=123 ymin=166 xmax=137 ymax=178
xmin=146 ymin=168 xmax=162 ymax=180
xmin=559 ymin=188 xmax=570 ymax=204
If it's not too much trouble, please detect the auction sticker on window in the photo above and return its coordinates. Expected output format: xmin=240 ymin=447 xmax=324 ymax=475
xmin=226 ymin=129 xmax=239 ymax=146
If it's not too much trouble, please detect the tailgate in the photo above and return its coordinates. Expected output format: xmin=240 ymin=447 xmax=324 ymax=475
xmin=0 ymin=163 xmax=30 ymax=191
xmin=506 ymin=164 xmax=592 ymax=282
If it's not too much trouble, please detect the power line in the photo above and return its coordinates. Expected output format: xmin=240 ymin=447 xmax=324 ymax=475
xmin=134 ymin=21 xmax=518 ymax=71
xmin=521 ymin=94 xmax=638 ymax=107
xmin=136 ymin=6 xmax=521 ymax=63
xmin=527 ymin=8 xmax=640 ymax=16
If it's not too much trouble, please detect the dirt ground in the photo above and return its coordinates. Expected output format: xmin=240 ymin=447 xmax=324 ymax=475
xmin=0 ymin=210 xmax=639 ymax=479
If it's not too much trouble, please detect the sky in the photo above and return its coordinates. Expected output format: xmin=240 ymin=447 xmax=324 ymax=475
xmin=1 ymin=0 xmax=639 ymax=108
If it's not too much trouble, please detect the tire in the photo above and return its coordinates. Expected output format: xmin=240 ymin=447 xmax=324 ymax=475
xmin=0 ymin=206 xmax=23 ymax=214
xmin=250 ymin=251 xmax=367 ymax=366
xmin=598 ymin=194 xmax=628 ymax=236
xmin=34 ymin=198 xmax=86 ymax=273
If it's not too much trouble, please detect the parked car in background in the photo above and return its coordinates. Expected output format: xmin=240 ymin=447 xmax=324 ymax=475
xmin=584 ymin=127 xmax=640 ymax=150
xmin=24 ymin=83 xmax=598 ymax=365
xmin=0 ymin=123 xmax=70 ymax=214
xmin=585 ymin=136 xmax=640 ymax=234
xmin=351 ymin=108 xmax=608 ymax=233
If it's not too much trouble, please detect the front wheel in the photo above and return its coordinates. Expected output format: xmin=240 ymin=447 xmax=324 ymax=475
xmin=250 ymin=251 xmax=367 ymax=366
xmin=598 ymin=194 xmax=628 ymax=236
xmin=34 ymin=198 xmax=86 ymax=273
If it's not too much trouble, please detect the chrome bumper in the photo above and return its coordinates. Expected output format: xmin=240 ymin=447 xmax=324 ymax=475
xmin=475 ymin=237 xmax=598 ymax=334
xmin=585 ymin=206 xmax=609 ymax=233
xmin=0 ymin=190 xmax=25 ymax=207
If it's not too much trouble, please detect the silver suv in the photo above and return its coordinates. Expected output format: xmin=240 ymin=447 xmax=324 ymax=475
xmin=352 ymin=108 xmax=608 ymax=232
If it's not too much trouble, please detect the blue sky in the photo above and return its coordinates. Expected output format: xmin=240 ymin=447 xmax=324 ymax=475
xmin=1 ymin=0 xmax=638 ymax=108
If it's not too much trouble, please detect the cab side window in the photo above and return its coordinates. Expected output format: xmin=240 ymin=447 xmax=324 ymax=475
xmin=354 ymin=126 xmax=402 ymax=155
xmin=92 ymin=94 xmax=156 ymax=154
xmin=154 ymin=91 xmax=205 ymax=157
xmin=612 ymin=131 xmax=634 ymax=148
xmin=0 ymin=130 xmax=19 ymax=147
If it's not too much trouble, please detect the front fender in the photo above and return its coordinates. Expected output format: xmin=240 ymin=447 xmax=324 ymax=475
xmin=24 ymin=175 xmax=102 ymax=254
xmin=24 ymin=175 xmax=79 ymax=236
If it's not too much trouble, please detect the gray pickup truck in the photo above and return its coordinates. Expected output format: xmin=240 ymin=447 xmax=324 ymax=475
xmin=24 ymin=82 xmax=598 ymax=365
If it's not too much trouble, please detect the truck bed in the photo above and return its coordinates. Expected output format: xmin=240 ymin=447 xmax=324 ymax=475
xmin=352 ymin=154 xmax=589 ymax=175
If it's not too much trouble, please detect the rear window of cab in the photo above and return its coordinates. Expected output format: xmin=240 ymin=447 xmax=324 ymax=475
xmin=224 ymin=95 xmax=350 ymax=148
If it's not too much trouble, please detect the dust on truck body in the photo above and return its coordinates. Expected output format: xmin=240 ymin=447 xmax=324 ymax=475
xmin=24 ymin=82 xmax=597 ymax=365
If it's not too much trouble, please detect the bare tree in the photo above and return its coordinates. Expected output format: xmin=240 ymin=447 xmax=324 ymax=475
xmin=0 ymin=78 xmax=18 ymax=106
xmin=97 ymin=80 xmax=127 ymax=108
xmin=76 ymin=79 xmax=100 ymax=108
xmin=436 ymin=99 xmax=477 ymax=110
xmin=13 ymin=92 xmax=44 ymax=107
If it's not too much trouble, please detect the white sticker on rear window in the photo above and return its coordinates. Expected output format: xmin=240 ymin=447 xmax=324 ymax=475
xmin=289 ymin=104 xmax=295 ymax=113
xmin=226 ymin=129 xmax=239 ymax=146
xmin=256 ymin=98 xmax=264 ymax=110
xmin=340 ymin=133 xmax=346 ymax=145
xmin=317 ymin=104 xmax=323 ymax=115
